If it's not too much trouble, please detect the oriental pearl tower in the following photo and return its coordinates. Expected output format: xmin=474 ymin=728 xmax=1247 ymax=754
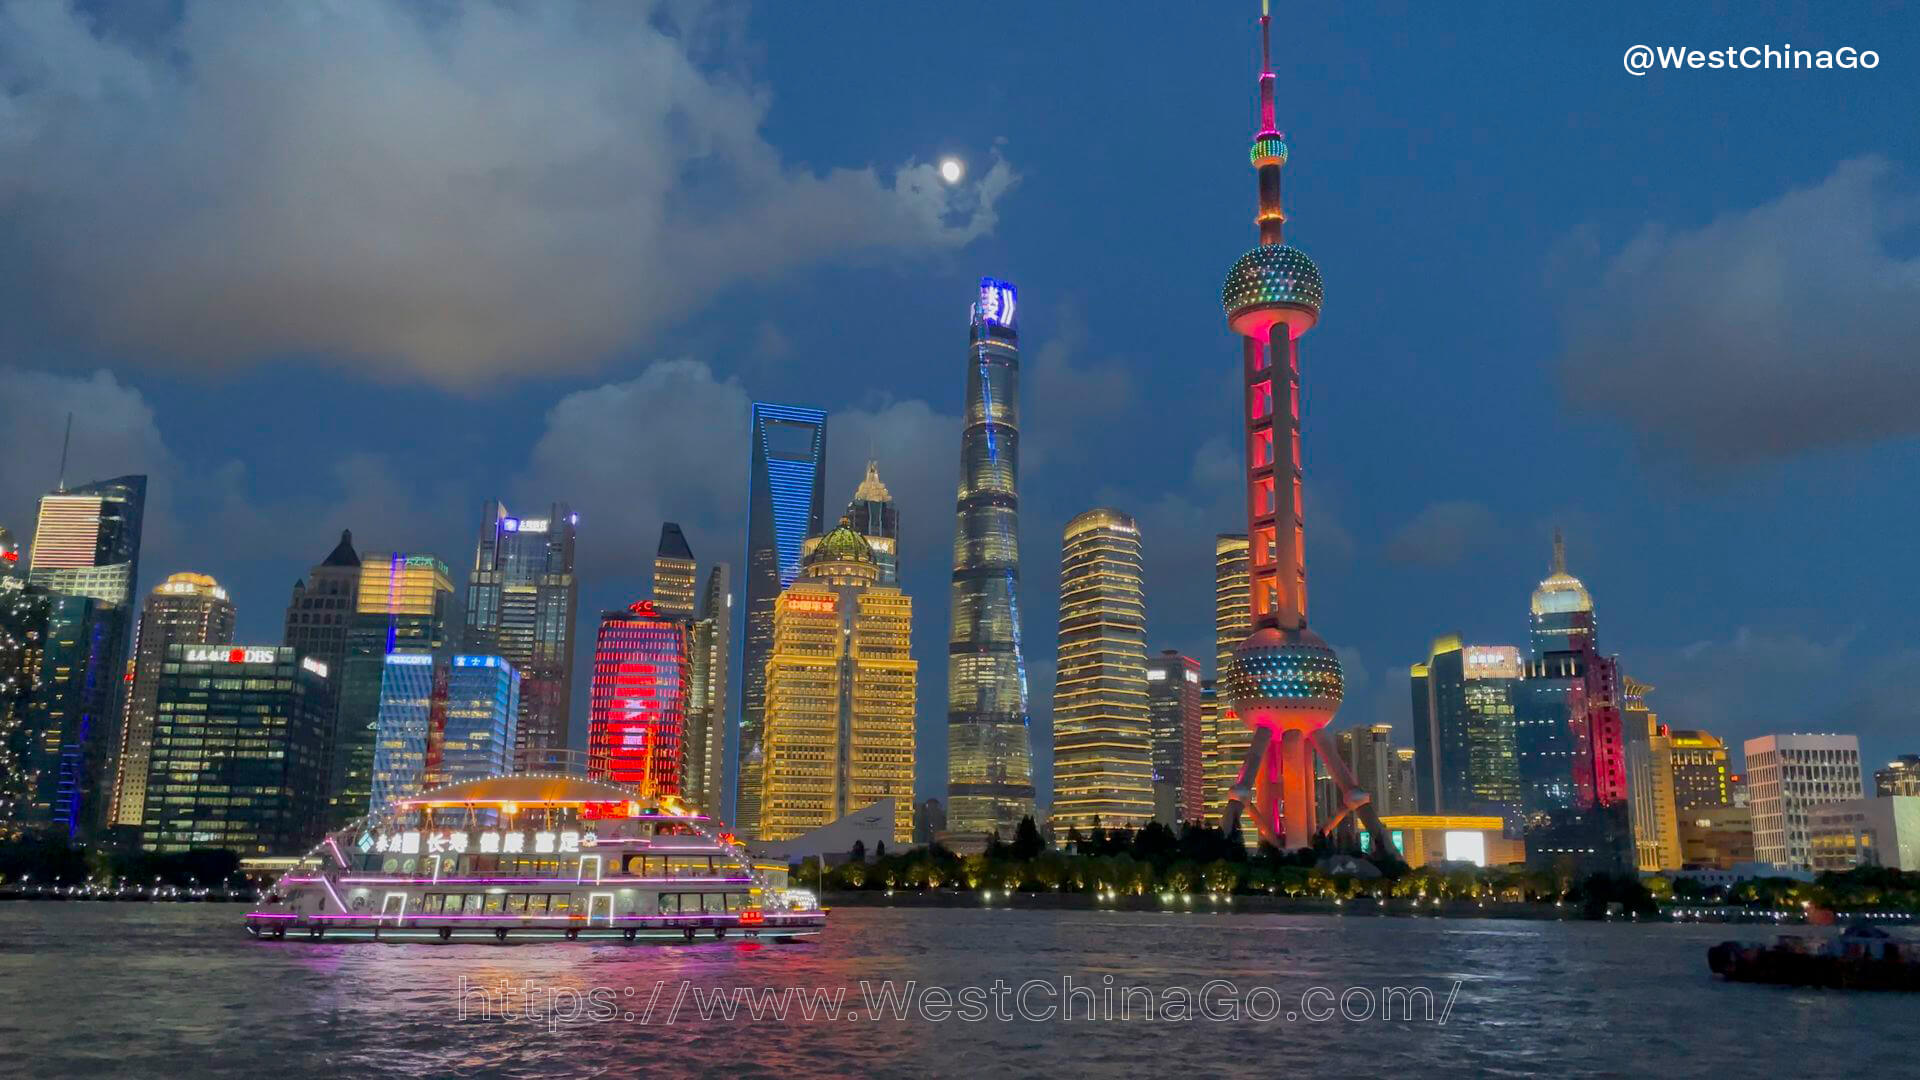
xmin=1220 ymin=1 xmax=1392 ymax=854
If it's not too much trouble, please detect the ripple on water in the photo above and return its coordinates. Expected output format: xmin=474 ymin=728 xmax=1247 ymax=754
xmin=0 ymin=904 xmax=1909 ymax=1079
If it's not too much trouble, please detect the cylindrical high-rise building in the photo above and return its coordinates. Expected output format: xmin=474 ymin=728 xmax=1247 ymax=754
xmin=1051 ymin=509 xmax=1152 ymax=840
xmin=946 ymin=278 xmax=1036 ymax=842
xmin=1217 ymin=4 xmax=1388 ymax=852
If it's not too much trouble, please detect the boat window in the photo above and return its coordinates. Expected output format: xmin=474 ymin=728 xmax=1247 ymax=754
xmin=548 ymin=894 xmax=571 ymax=914
xmin=525 ymin=894 xmax=548 ymax=914
xmin=420 ymin=894 xmax=442 ymax=913
xmin=463 ymin=894 xmax=485 ymax=913
xmin=505 ymin=894 xmax=527 ymax=914
xmin=483 ymin=893 xmax=505 ymax=913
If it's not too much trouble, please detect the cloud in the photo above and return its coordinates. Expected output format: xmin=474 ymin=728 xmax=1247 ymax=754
xmin=1555 ymin=156 xmax=1920 ymax=464
xmin=520 ymin=359 xmax=752 ymax=577
xmin=1383 ymin=500 xmax=1500 ymax=565
xmin=0 ymin=368 xmax=175 ymax=551
xmin=0 ymin=1 xmax=1015 ymax=385
xmin=1631 ymin=626 xmax=1913 ymax=765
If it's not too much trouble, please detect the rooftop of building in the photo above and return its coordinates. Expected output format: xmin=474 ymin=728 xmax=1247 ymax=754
xmin=1531 ymin=530 xmax=1593 ymax=616
xmin=321 ymin=529 xmax=360 ymax=567
xmin=656 ymin=522 xmax=695 ymax=562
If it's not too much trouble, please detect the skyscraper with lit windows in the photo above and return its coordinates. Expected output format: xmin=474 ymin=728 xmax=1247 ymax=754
xmin=760 ymin=521 xmax=915 ymax=844
xmin=369 ymin=653 xmax=439 ymax=813
xmin=462 ymin=502 xmax=578 ymax=773
xmin=588 ymin=601 xmax=688 ymax=797
xmin=739 ymin=402 xmax=827 ymax=834
xmin=331 ymin=553 xmax=455 ymax=826
xmin=1051 ymin=509 xmax=1152 ymax=840
xmin=142 ymin=645 xmax=331 ymax=855
xmin=1519 ymin=532 xmax=1632 ymax=872
xmin=439 ymin=655 xmax=520 ymax=785
xmin=1207 ymin=533 xmax=1251 ymax=826
xmin=112 ymin=572 xmax=236 ymax=828
xmin=23 ymin=474 xmax=145 ymax=837
xmin=652 ymin=523 xmax=698 ymax=616
xmin=1409 ymin=637 xmax=1522 ymax=819
xmin=1147 ymin=650 xmax=1205 ymax=825
xmin=947 ymin=278 xmax=1036 ymax=841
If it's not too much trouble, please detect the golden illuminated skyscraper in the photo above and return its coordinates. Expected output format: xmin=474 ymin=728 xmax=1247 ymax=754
xmin=1624 ymin=677 xmax=1682 ymax=871
xmin=1050 ymin=509 xmax=1151 ymax=840
xmin=760 ymin=520 xmax=914 ymax=844
xmin=112 ymin=572 xmax=236 ymax=827
xmin=1206 ymin=533 xmax=1251 ymax=825
xmin=651 ymin=523 xmax=698 ymax=617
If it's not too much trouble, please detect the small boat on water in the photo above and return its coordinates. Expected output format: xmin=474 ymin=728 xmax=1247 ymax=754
xmin=244 ymin=775 xmax=826 ymax=944
xmin=1708 ymin=922 xmax=1920 ymax=991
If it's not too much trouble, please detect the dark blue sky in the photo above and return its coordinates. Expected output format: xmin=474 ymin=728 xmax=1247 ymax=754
xmin=3 ymin=1 xmax=1917 ymax=798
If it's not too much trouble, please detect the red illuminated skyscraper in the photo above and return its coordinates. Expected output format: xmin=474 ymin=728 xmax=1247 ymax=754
xmin=587 ymin=601 xmax=687 ymax=797
xmin=1218 ymin=3 xmax=1391 ymax=852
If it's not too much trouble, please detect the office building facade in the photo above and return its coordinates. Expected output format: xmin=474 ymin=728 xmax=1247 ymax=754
xmin=1207 ymin=533 xmax=1251 ymax=827
xmin=1051 ymin=509 xmax=1152 ymax=839
xmin=740 ymin=402 xmax=827 ymax=834
xmin=112 ymin=573 xmax=236 ymax=828
xmin=142 ymin=645 xmax=331 ymax=855
xmin=440 ymin=655 xmax=520 ymax=786
xmin=1745 ymin=733 xmax=1863 ymax=870
xmin=23 ymin=474 xmax=145 ymax=837
xmin=588 ymin=602 xmax=689 ymax=797
xmin=462 ymin=502 xmax=577 ymax=773
xmin=331 ymin=554 xmax=455 ymax=826
xmin=760 ymin=522 xmax=916 ymax=844
xmin=1410 ymin=637 xmax=1522 ymax=819
xmin=1146 ymin=650 xmax=1204 ymax=825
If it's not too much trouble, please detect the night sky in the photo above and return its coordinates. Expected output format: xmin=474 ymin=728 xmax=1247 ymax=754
xmin=3 ymin=2 xmax=1916 ymax=800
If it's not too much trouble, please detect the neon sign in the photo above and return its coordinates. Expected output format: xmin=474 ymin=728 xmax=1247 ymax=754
xmin=184 ymin=646 xmax=277 ymax=664
xmin=976 ymin=277 xmax=1017 ymax=329
xmin=301 ymin=657 xmax=330 ymax=679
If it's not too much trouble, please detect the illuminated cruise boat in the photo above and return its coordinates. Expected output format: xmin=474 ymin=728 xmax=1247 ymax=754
xmin=243 ymin=775 xmax=825 ymax=943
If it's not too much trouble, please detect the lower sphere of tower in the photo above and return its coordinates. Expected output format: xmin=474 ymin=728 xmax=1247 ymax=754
xmin=1223 ymin=625 xmax=1344 ymax=720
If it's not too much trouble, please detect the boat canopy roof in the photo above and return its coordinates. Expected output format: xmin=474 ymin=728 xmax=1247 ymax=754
xmin=393 ymin=774 xmax=666 ymax=811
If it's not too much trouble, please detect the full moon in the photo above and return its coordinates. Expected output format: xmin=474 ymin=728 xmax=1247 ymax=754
xmin=938 ymin=158 xmax=964 ymax=184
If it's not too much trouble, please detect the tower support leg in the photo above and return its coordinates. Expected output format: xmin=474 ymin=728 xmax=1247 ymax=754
xmin=1223 ymin=727 xmax=1274 ymax=845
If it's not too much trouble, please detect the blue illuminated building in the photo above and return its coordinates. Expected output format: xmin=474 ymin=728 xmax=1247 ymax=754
xmin=442 ymin=655 xmax=520 ymax=785
xmin=737 ymin=401 xmax=826 ymax=835
xmin=369 ymin=653 xmax=437 ymax=814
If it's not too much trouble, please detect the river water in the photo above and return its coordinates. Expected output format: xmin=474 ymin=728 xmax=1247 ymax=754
xmin=0 ymin=903 xmax=1903 ymax=1077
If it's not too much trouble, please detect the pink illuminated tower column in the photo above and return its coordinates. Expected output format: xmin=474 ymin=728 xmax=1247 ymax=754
xmin=1220 ymin=1 xmax=1391 ymax=853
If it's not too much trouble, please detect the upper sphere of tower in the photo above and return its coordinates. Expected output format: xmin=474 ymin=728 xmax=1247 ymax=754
xmin=1223 ymin=244 xmax=1323 ymax=336
xmin=1250 ymin=135 xmax=1288 ymax=168
xmin=1223 ymin=625 xmax=1344 ymax=718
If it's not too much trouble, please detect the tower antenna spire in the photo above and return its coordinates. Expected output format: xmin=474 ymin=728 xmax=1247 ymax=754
xmin=57 ymin=412 xmax=73 ymax=492
xmin=1552 ymin=528 xmax=1566 ymax=574
xmin=1258 ymin=1 xmax=1276 ymax=131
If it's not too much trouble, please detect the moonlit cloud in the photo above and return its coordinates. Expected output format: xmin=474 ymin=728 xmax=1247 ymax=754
xmin=0 ymin=1 xmax=1016 ymax=385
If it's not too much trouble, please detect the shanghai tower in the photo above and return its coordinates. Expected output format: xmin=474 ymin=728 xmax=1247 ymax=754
xmin=945 ymin=277 xmax=1036 ymax=840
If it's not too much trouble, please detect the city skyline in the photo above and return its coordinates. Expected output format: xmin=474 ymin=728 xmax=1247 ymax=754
xmin=2 ymin=4 xmax=1917 ymax=802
